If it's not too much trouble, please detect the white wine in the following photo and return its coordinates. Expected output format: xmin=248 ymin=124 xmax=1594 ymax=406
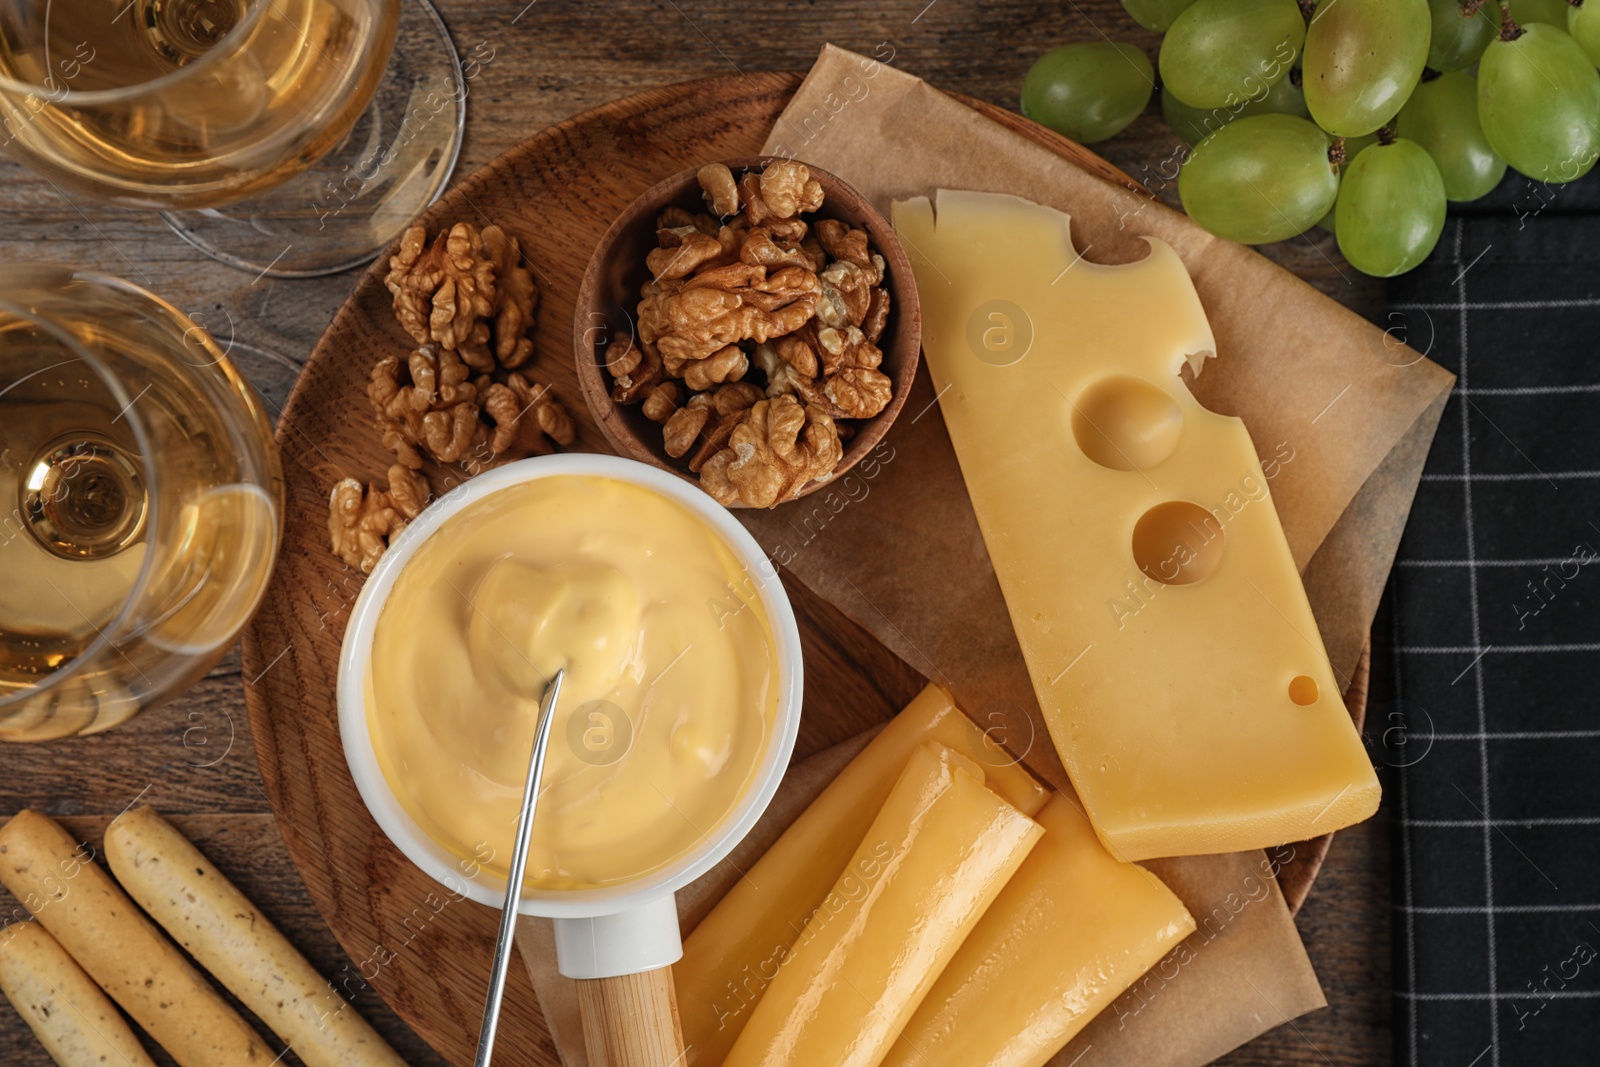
xmin=142 ymin=483 xmax=279 ymax=655
xmin=1 ymin=387 xmax=152 ymax=681
xmin=0 ymin=0 xmax=398 ymax=208
xmin=0 ymin=267 xmax=281 ymax=740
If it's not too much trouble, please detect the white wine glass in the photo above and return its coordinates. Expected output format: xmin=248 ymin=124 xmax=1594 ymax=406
xmin=0 ymin=0 xmax=465 ymax=276
xmin=0 ymin=265 xmax=282 ymax=741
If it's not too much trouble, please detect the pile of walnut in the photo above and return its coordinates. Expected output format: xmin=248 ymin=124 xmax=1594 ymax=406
xmin=608 ymin=161 xmax=894 ymax=508
xmin=328 ymin=221 xmax=577 ymax=573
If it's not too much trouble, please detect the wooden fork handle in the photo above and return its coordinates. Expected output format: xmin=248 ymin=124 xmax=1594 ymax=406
xmin=575 ymin=966 xmax=686 ymax=1067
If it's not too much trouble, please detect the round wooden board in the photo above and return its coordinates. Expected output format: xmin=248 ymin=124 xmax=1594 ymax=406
xmin=241 ymin=71 xmax=1365 ymax=1067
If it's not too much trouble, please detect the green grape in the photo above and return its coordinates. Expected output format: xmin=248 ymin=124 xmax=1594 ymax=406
xmin=1162 ymin=73 xmax=1307 ymax=146
xmin=1303 ymin=0 xmax=1430 ymax=136
xmin=1122 ymin=0 xmax=1201 ymax=31
xmin=1508 ymin=0 xmax=1570 ymax=25
xmin=1160 ymin=0 xmax=1305 ymax=110
xmin=1178 ymin=114 xmax=1338 ymax=243
xmin=1021 ymin=43 xmax=1155 ymax=144
xmin=1335 ymin=140 xmax=1447 ymax=276
xmin=1318 ymin=131 xmax=1377 ymax=230
xmin=1398 ymin=71 xmax=1508 ymax=201
xmin=1479 ymin=23 xmax=1600 ymax=183
xmin=1570 ymin=1 xmax=1600 ymax=67
xmin=1428 ymin=0 xmax=1504 ymax=71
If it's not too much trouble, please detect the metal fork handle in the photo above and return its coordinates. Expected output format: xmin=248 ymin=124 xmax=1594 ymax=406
xmin=474 ymin=667 xmax=564 ymax=1067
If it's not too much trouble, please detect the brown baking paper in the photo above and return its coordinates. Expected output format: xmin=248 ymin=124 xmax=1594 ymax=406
xmin=748 ymin=43 xmax=1454 ymax=695
xmin=525 ymin=45 xmax=1453 ymax=1067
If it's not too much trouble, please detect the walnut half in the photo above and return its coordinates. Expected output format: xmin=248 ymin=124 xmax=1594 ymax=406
xmin=369 ymin=347 xmax=577 ymax=472
xmin=328 ymin=465 xmax=429 ymax=573
xmin=756 ymin=323 xmax=892 ymax=420
xmin=661 ymin=381 xmax=763 ymax=471
xmin=384 ymin=222 xmax=539 ymax=373
xmin=699 ymin=395 xmax=843 ymax=508
xmin=483 ymin=373 xmax=577 ymax=457
xmin=368 ymin=348 xmax=485 ymax=468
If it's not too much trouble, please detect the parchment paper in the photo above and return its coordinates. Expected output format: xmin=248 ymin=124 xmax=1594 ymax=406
xmin=525 ymin=45 xmax=1454 ymax=1066
xmin=743 ymin=44 xmax=1455 ymax=700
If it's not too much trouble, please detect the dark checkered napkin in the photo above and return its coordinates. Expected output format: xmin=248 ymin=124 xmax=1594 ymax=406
xmin=1379 ymin=195 xmax=1600 ymax=1067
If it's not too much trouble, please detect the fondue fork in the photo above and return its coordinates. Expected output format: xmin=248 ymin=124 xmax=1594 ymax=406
xmin=474 ymin=667 xmax=565 ymax=1067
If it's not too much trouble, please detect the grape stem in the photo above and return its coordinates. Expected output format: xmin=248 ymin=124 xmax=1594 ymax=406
xmin=1376 ymin=126 xmax=1397 ymax=147
xmin=1501 ymin=9 xmax=1524 ymax=39
xmin=1461 ymin=0 xmax=1487 ymax=16
xmin=1328 ymin=137 xmax=1347 ymax=170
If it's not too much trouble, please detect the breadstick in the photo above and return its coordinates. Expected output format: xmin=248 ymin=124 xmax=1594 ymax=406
xmin=105 ymin=806 xmax=409 ymax=1067
xmin=0 ymin=921 xmax=157 ymax=1067
xmin=0 ymin=809 xmax=275 ymax=1067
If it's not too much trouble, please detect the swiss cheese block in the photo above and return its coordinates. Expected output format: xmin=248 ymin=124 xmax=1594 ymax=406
xmin=881 ymin=794 xmax=1195 ymax=1067
xmin=721 ymin=743 xmax=1042 ymax=1067
xmin=676 ymin=684 xmax=1045 ymax=1064
xmin=891 ymin=190 xmax=1379 ymax=860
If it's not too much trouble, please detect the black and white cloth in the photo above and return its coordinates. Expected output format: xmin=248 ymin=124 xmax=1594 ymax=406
xmin=1381 ymin=177 xmax=1600 ymax=1067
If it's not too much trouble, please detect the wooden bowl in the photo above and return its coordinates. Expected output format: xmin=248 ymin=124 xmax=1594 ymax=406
xmin=572 ymin=155 xmax=921 ymax=505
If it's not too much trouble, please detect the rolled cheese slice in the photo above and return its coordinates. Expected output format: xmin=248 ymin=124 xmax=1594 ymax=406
xmin=0 ymin=809 xmax=275 ymax=1067
xmin=721 ymin=742 xmax=1042 ymax=1067
xmin=0 ymin=920 xmax=157 ymax=1067
xmin=881 ymin=794 xmax=1196 ymax=1067
xmin=677 ymin=684 xmax=1045 ymax=1064
xmin=104 ymin=806 xmax=409 ymax=1067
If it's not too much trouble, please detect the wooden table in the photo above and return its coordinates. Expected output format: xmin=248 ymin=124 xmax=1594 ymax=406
xmin=0 ymin=2 xmax=1393 ymax=1064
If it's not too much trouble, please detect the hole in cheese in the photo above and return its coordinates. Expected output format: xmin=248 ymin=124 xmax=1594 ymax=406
xmin=1289 ymin=675 xmax=1319 ymax=706
xmin=1131 ymin=500 xmax=1225 ymax=586
xmin=1071 ymin=375 xmax=1184 ymax=471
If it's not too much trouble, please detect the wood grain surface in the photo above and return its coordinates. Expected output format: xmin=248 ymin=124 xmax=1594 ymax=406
xmin=0 ymin=3 xmax=1392 ymax=1066
xmin=244 ymin=72 xmax=962 ymax=1067
xmin=575 ymin=970 xmax=686 ymax=1067
xmin=244 ymin=67 xmax=1372 ymax=1064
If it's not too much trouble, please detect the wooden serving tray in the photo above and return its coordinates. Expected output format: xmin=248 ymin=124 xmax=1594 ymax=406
xmin=241 ymin=71 xmax=1366 ymax=1067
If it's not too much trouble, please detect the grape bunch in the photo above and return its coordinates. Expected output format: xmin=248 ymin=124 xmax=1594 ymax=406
xmin=1020 ymin=0 xmax=1600 ymax=277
